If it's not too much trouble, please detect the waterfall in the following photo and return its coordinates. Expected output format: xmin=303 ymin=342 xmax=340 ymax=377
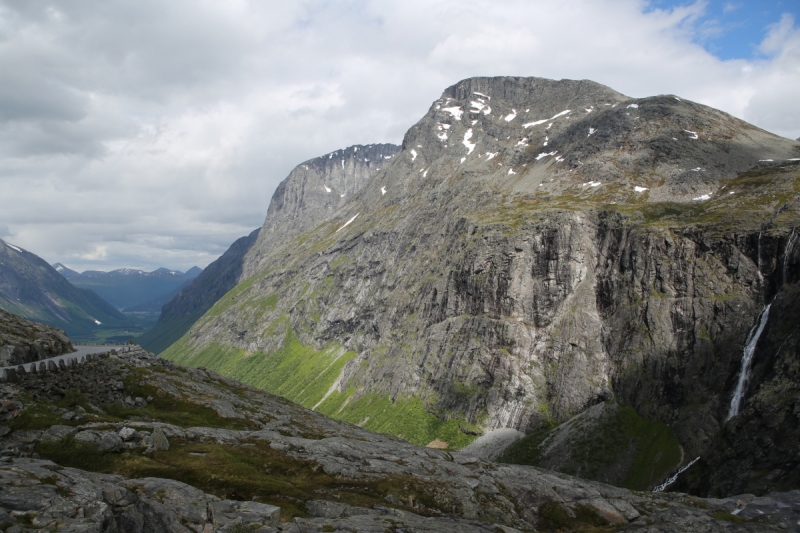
xmin=652 ymin=457 xmax=700 ymax=492
xmin=784 ymin=229 xmax=797 ymax=285
xmin=727 ymin=304 xmax=771 ymax=421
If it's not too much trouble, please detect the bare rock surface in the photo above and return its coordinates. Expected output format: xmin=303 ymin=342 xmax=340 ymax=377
xmin=165 ymin=76 xmax=800 ymax=496
xmin=0 ymin=347 xmax=797 ymax=531
xmin=0 ymin=309 xmax=73 ymax=367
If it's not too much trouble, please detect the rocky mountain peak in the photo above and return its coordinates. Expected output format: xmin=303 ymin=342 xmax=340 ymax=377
xmin=244 ymin=142 xmax=400 ymax=276
xmin=376 ymin=76 xmax=800 ymax=214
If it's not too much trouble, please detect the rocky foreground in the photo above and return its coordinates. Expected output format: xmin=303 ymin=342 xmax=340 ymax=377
xmin=0 ymin=309 xmax=73 ymax=368
xmin=0 ymin=347 xmax=797 ymax=531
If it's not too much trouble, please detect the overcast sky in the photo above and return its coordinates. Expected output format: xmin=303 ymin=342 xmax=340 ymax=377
xmin=1 ymin=0 xmax=798 ymax=272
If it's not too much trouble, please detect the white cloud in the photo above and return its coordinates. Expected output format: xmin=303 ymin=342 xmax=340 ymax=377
xmin=0 ymin=0 xmax=798 ymax=272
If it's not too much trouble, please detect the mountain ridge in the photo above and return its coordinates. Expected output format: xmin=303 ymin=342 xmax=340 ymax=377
xmin=141 ymin=143 xmax=400 ymax=354
xmin=0 ymin=239 xmax=129 ymax=340
xmin=54 ymin=264 xmax=202 ymax=311
xmin=162 ymin=76 xmax=800 ymax=495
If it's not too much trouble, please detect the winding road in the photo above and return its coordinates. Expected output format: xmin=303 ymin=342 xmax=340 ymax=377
xmin=1 ymin=345 xmax=118 ymax=372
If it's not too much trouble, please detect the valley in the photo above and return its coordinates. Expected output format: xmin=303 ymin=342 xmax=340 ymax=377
xmin=1 ymin=76 xmax=798 ymax=518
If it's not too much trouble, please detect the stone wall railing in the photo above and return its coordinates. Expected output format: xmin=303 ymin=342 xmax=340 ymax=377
xmin=0 ymin=345 xmax=147 ymax=383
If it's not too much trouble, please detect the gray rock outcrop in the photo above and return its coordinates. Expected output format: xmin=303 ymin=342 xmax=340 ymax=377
xmin=0 ymin=309 xmax=73 ymax=367
xmin=1 ymin=347 xmax=799 ymax=531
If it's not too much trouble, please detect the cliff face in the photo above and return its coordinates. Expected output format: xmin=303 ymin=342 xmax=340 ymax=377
xmin=0 ymin=308 xmax=73 ymax=366
xmin=143 ymin=144 xmax=400 ymax=354
xmin=244 ymin=143 xmax=401 ymax=277
xmin=164 ymin=77 xmax=800 ymax=493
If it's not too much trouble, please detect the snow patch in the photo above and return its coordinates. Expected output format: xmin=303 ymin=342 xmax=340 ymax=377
xmin=473 ymin=91 xmax=490 ymax=99
xmin=324 ymin=185 xmax=331 ymax=193
xmin=516 ymin=138 xmax=528 ymax=147
xmin=582 ymin=181 xmax=601 ymax=187
xmin=523 ymin=110 xmax=571 ymax=128
xmin=627 ymin=104 xmax=639 ymax=109
xmin=381 ymin=187 xmax=386 ymax=195
xmin=693 ymin=193 xmax=712 ymax=201
xmin=470 ymin=100 xmax=487 ymax=113
xmin=684 ymin=130 xmax=699 ymax=140
xmin=335 ymin=213 xmax=359 ymax=232
xmin=504 ymin=109 xmax=517 ymax=122
xmin=508 ymin=169 xmax=516 ymax=175
xmin=690 ymin=167 xmax=704 ymax=172
xmin=759 ymin=159 xmax=774 ymax=162
xmin=462 ymin=129 xmax=476 ymax=154
xmin=535 ymin=151 xmax=558 ymax=161
xmin=354 ymin=147 xmax=358 ymax=152
xmin=485 ymin=152 xmax=498 ymax=161
xmin=4 ymin=241 xmax=22 ymax=252
xmin=423 ymin=169 xmax=428 ymax=177
xmin=411 ymin=149 xmax=417 ymax=161
xmin=634 ymin=186 xmax=648 ymax=192
xmin=588 ymin=128 xmax=596 ymax=136
xmin=94 ymin=319 xmax=102 ymax=325
xmin=442 ymin=106 xmax=463 ymax=120
xmin=384 ymin=155 xmax=393 ymax=159
xmin=460 ymin=157 xmax=466 ymax=164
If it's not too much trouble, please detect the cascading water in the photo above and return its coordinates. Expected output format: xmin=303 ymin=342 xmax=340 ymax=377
xmin=784 ymin=229 xmax=797 ymax=285
xmin=652 ymin=457 xmax=700 ymax=492
xmin=727 ymin=304 xmax=771 ymax=421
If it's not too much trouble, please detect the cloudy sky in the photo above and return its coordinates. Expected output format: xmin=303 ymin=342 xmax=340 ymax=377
xmin=1 ymin=0 xmax=798 ymax=272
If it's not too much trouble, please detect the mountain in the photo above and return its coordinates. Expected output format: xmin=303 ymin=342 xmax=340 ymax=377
xmin=136 ymin=229 xmax=261 ymax=354
xmin=56 ymin=265 xmax=202 ymax=310
xmin=0 ymin=239 xmax=129 ymax=339
xmin=244 ymin=143 xmax=402 ymax=274
xmin=139 ymin=143 xmax=400 ymax=354
xmin=52 ymin=263 xmax=79 ymax=279
xmin=185 ymin=266 xmax=203 ymax=277
xmin=162 ymin=76 xmax=800 ymax=496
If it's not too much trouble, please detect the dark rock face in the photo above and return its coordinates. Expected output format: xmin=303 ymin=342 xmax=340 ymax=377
xmin=0 ymin=309 xmax=73 ymax=367
xmin=677 ymin=283 xmax=800 ymax=497
xmin=167 ymin=76 xmax=800 ymax=495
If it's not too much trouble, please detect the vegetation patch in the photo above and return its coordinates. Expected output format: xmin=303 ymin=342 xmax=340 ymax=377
xmin=499 ymin=403 xmax=681 ymax=491
xmin=315 ymin=389 xmax=478 ymax=449
xmin=35 ymin=438 xmax=461 ymax=521
xmin=164 ymin=334 xmax=478 ymax=448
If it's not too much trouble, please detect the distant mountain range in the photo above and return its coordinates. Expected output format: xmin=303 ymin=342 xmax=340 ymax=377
xmin=0 ymin=239 xmax=129 ymax=340
xmin=52 ymin=263 xmax=202 ymax=311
